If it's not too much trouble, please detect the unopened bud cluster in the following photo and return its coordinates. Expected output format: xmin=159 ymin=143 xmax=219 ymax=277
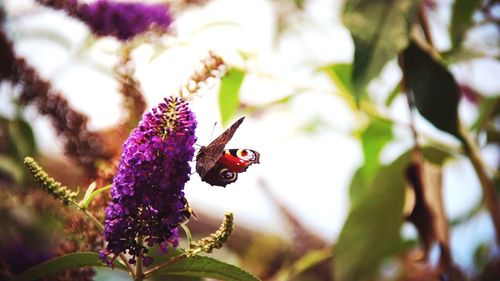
xmin=23 ymin=157 xmax=78 ymax=205
xmin=188 ymin=212 xmax=234 ymax=255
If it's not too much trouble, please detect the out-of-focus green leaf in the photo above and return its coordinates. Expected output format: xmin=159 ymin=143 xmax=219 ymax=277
xmin=335 ymin=154 xmax=407 ymax=281
xmin=336 ymin=147 xmax=452 ymax=281
xmin=8 ymin=117 xmax=37 ymax=158
xmin=385 ymin=82 xmax=401 ymax=106
xmin=342 ymin=0 xmax=419 ymax=101
xmin=283 ymin=248 xmax=332 ymax=280
xmin=402 ymin=41 xmax=463 ymax=141
xmin=471 ymin=96 xmax=499 ymax=133
xmin=219 ymin=68 xmax=245 ymax=126
xmin=0 ymin=155 xmax=24 ymax=183
xmin=349 ymin=118 xmax=393 ymax=202
xmin=322 ymin=63 xmax=354 ymax=94
xmin=348 ymin=167 xmax=366 ymax=203
xmin=450 ymin=0 xmax=480 ymax=50
xmin=156 ymin=256 xmax=260 ymax=281
xmin=12 ymin=252 xmax=126 ymax=281
xmin=360 ymin=118 xmax=393 ymax=182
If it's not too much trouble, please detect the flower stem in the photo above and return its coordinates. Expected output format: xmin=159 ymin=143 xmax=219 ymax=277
xmin=80 ymin=206 xmax=136 ymax=278
xmin=135 ymin=235 xmax=144 ymax=281
xmin=460 ymin=125 xmax=500 ymax=246
xmin=143 ymin=253 xmax=188 ymax=278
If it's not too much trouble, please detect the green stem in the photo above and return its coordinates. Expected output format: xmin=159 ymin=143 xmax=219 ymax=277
xmin=460 ymin=125 xmax=500 ymax=246
xmin=143 ymin=253 xmax=188 ymax=279
xmin=80 ymin=207 xmax=136 ymax=278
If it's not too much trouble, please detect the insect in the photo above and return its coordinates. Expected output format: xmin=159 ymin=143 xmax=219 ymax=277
xmin=196 ymin=117 xmax=260 ymax=187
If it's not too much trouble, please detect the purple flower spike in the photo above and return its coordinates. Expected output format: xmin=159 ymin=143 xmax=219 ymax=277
xmin=76 ymin=0 xmax=173 ymax=41
xmin=100 ymin=96 xmax=197 ymax=267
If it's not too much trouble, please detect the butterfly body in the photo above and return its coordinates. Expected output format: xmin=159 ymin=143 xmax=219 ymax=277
xmin=195 ymin=117 xmax=260 ymax=187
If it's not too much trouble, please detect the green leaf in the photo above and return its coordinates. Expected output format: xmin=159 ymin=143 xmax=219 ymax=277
xmin=450 ymin=0 xmax=480 ymax=50
xmin=219 ymin=68 xmax=245 ymax=126
xmin=471 ymin=96 xmax=499 ymax=133
xmin=342 ymin=0 xmax=419 ymax=101
xmin=0 ymin=155 xmax=24 ymax=184
xmin=385 ymin=82 xmax=401 ymax=106
xmin=12 ymin=252 xmax=127 ymax=281
xmin=155 ymin=256 xmax=260 ymax=281
xmin=335 ymin=147 xmax=451 ymax=281
xmin=322 ymin=63 xmax=354 ymax=94
xmin=80 ymin=183 xmax=111 ymax=210
xmin=402 ymin=41 xmax=463 ymax=141
xmin=360 ymin=118 xmax=393 ymax=183
xmin=8 ymin=117 xmax=37 ymax=158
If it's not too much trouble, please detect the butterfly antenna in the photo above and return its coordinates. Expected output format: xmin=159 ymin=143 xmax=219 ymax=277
xmin=209 ymin=122 xmax=217 ymax=141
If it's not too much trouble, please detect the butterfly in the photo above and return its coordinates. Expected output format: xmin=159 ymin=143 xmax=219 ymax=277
xmin=196 ymin=117 xmax=260 ymax=187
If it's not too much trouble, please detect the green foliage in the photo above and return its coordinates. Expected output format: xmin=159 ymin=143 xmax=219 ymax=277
xmin=450 ymin=0 xmax=480 ymax=50
xmin=0 ymin=115 xmax=37 ymax=184
xmin=322 ymin=63 xmax=354 ymax=94
xmin=342 ymin=0 xmax=419 ymax=101
xmin=12 ymin=252 xmax=126 ymax=281
xmin=155 ymin=256 xmax=261 ymax=281
xmin=337 ymin=147 xmax=452 ymax=281
xmin=360 ymin=118 xmax=393 ymax=183
xmin=471 ymin=96 xmax=499 ymax=136
xmin=335 ymin=154 xmax=407 ymax=281
xmin=219 ymin=68 xmax=245 ymax=126
xmin=350 ymin=118 xmax=393 ymax=201
xmin=402 ymin=41 xmax=463 ymax=141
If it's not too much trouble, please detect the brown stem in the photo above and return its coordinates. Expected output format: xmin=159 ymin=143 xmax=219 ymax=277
xmin=460 ymin=126 xmax=500 ymax=245
xmin=418 ymin=3 xmax=435 ymax=49
xmin=135 ymin=235 xmax=144 ymax=281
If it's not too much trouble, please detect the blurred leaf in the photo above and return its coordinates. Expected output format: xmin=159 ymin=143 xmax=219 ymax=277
xmin=348 ymin=167 xmax=367 ymax=203
xmin=349 ymin=118 xmax=393 ymax=202
xmin=156 ymin=256 xmax=260 ymax=281
xmin=402 ymin=41 xmax=463 ymax=141
xmin=336 ymin=147 xmax=451 ymax=281
xmin=12 ymin=252 xmax=126 ymax=281
xmin=281 ymin=248 xmax=332 ymax=280
xmin=0 ymin=155 xmax=24 ymax=183
xmin=385 ymin=82 xmax=401 ymax=106
xmin=335 ymin=153 xmax=407 ymax=281
xmin=8 ymin=117 xmax=37 ymax=158
xmin=405 ymin=161 xmax=451 ymax=263
xmin=322 ymin=63 xmax=354 ymax=94
xmin=471 ymin=96 xmax=499 ymax=133
xmin=360 ymin=118 xmax=393 ymax=183
xmin=342 ymin=0 xmax=419 ymax=101
xmin=219 ymin=68 xmax=245 ymax=126
xmin=473 ymin=243 xmax=491 ymax=271
xmin=450 ymin=0 xmax=480 ymax=50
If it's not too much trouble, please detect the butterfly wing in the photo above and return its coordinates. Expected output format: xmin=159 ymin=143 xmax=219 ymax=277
xmin=201 ymin=149 xmax=260 ymax=187
xmin=195 ymin=117 xmax=245 ymax=178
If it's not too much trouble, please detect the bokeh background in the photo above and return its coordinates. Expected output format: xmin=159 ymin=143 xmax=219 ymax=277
xmin=1 ymin=0 xmax=499 ymax=280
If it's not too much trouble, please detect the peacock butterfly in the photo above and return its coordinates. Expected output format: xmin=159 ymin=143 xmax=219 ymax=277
xmin=196 ymin=117 xmax=260 ymax=187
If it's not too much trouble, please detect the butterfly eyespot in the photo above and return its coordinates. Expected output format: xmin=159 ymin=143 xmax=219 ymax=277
xmin=220 ymin=168 xmax=236 ymax=179
xmin=237 ymin=149 xmax=256 ymax=161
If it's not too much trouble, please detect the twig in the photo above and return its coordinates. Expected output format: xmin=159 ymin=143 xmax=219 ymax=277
xmin=460 ymin=126 xmax=500 ymax=245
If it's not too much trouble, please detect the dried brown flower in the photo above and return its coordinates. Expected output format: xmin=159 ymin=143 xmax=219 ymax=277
xmin=180 ymin=51 xmax=226 ymax=99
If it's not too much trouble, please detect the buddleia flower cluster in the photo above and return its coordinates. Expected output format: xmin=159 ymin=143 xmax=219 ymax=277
xmin=37 ymin=0 xmax=173 ymax=41
xmin=99 ymin=97 xmax=197 ymax=267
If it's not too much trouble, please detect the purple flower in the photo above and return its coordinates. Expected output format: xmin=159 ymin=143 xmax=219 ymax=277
xmin=100 ymin=97 xmax=197 ymax=267
xmin=40 ymin=0 xmax=173 ymax=41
